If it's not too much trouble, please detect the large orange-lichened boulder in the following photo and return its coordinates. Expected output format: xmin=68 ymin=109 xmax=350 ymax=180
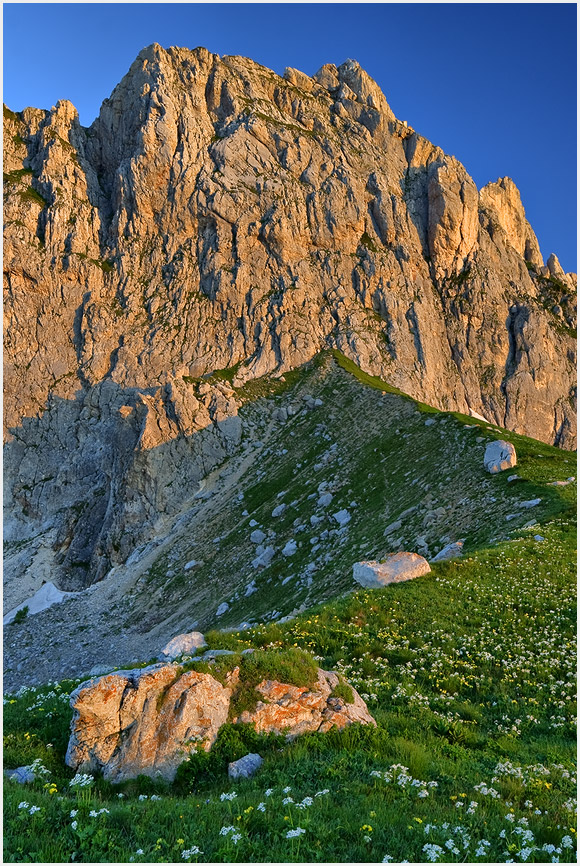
xmin=65 ymin=663 xmax=232 ymax=782
xmin=233 ymin=669 xmax=376 ymax=736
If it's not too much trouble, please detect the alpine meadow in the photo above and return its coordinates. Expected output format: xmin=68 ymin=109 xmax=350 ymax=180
xmin=3 ymin=31 xmax=576 ymax=866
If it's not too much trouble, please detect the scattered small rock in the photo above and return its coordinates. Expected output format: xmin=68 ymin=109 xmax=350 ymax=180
xmin=5 ymin=766 xmax=36 ymax=784
xmin=252 ymin=545 xmax=275 ymax=569
xmin=272 ymin=504 xmax=286 ymax=518
xmin=216 ymin=603 xmax=229 ymax=617
xmin=333 ymin=509 xmax=351 ymax=527
xmin=520 ymin=498 xmax=541 ymax=509
xmin=200 ymin=649 xmax=236 ymax=660
xmin=228 ymin=753 xmax=263 ymax=779
xmin=432 ymin=541 xmax=464 ymax=562
xmin=282 ymin=539 xmax=297 ymax=557
xmin=250 ymin=529 xmax=266 ymax=545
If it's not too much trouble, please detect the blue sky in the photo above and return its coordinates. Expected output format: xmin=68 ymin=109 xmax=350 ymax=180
xmin=3 ymin=3 xmax=577 ymax=272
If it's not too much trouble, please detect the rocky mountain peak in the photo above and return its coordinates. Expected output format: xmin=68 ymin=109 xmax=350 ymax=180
xmin=3 ymin=44 xmax=576 ymax=598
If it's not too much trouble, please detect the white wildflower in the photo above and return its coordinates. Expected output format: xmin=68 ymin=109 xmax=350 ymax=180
xmin=69 ymin=772 xmax=94 ymax=788
xmin=181 ymin=846 xmax=203 ymax=859
xmin=423 ymin=843 xmax=444 ymax=862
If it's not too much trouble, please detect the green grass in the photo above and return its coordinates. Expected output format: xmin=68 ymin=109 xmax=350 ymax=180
xmin=331 ymin=678 xmax=355 ymax=704
xmin=18 ymin=185 xmax=50 ymax=208
xmin=4 ymin=515 xmax=576 ymax=862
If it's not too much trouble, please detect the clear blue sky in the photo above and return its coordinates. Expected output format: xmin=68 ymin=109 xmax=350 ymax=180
xmin=3 ymin=2 xmax=577 ymax=272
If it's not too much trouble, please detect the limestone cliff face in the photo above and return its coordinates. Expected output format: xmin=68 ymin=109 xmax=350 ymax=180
xmin=3 ymin=44 xmax=576 ymax=589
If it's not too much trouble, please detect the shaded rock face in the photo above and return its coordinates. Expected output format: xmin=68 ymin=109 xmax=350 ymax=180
xmin=65 ymin=663 xmax=375 ymax=781
xmin=234 ymin=669 xmax=376 ymax=736
xmin=353 ymin=553 xmax=431 ymax=587
xmin=65 ymin=664 xmax=231 ymax=782
xmin=3 ymin=44 xmax=576 ymax=588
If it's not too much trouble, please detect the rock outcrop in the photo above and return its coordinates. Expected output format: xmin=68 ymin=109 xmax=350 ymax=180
xmin=65 ymin=664 xmax=232 ymax=782
xmin=3 ymin=44 xmax=576 ymax=591
xmin=233 ymin=669 xmax=376 ymax=736
xmin=353 ymin=553 xmax=432 ymax=587
xmin=65 ymin=661 xmax=375 ymax=781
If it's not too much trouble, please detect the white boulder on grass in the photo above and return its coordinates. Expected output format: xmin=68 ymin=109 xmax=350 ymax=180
xmin=484 ymin=440 xmax=517 ymax=474
xmin=161 ymin=631 xmax=206 ymax=659
xmin=353 ymin=553 xmax=431 ymax=588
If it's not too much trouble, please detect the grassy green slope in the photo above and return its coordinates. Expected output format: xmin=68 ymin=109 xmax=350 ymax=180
xmin=3 ymin=353 xmax=576 ymax=863
xmin=124 ymin=351 xmax=575 ymax=637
